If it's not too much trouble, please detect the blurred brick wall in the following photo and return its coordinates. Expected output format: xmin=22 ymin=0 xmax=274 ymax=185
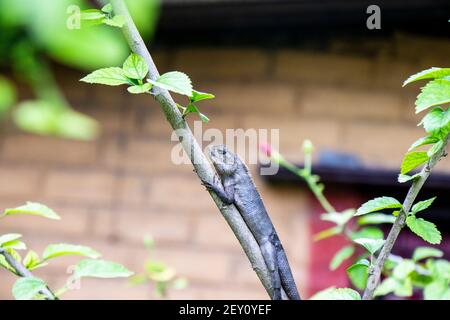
xmin=0 ymin=33 xmax=449 ymax=300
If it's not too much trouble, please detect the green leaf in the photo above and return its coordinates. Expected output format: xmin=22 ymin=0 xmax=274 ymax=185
xmin=357 ymin=213 xmax=396 ymax=225
xmin=374 ymin=278 xmax=399 ymax=297
xmin=80 ymin=67 xmax=130 ymax=86
xmin=13 ymin=102 xmax=98 ymax=140
xmin=392 ymin=260 xmax=416 ymax=279
xmin=408 ymin=136 xmax=439 ymax=151
xmin=346 ymin=259 xmax=369 ymax=290
xmin=398 ymin=173 xmax=421 ymax=183
xmin=0 ymin=255 xmax=14 ymax=273
xmin=313 ymin=226 xmax=342 ymax=241
xmin=428 ymin=140 xmax=444 ymax=157
xmin=353 ymin=238 xmax=385 ymax=255
xmin=415 ymin=79 xmax=450 ymax=113
xmin=3 ymin=202 xmax=60 ymax=220
xmin=321 ymin=209 xmax=355 ymax=226
xmin=355 ymin=197 xmax=402 ymax=216
xmin=148 ymin=71 xmax=193 ymax=96
xmin=406 ymin=216 xmax=441 ymax=244
xmin=127 ymin=83 xmax=152 ymax=94
xmin=351 ymin=227 xmax=384 ymax=240
xmin=424 ymin=280 xmax=450 ymax=300
xmin=172 ymin=278 xmax=189 ymax=290
xmin=23 ymin=251 xmax=41 ymax=270
xmin=12 ymin=277 xmax=47 ymax=300
xmin=0 ymin=234 xmax=22 ymax=246
xmin=198 ymin=111 xmax=210 ymax=123
xmin=310 ymin=287 xmax=361 ymax=300
xmin=80 ymin=9 xmax=105 ymax=21
xmin=403 ymin=67 xmax=450 ymax=86
xmin=103 ymin=15 xmax=125 ymax=28
xmin=74 ymin=259 xmax=134 ymax=279
xmin=394 ymin=278 xmax=413 ymax=297
xmin=400 ymin=151 xmax=429 ymax=174
xmin=101 ymin=3 xmax=113 ymax=14
xmin=182 ymin=103 xmax=209 ymax=123
xmin=42 ymin=244 xmax=101 ymax=261
xmin=190 ymin=90 xmax=215 ymax=103
xmin=419 ymin=107 xmax=450 ymax=136
xmin=411 ymin=197 xmax=436 ymax=214
xmin=2 ymin=240 xmax=26 ymax=250
xmin=329 ymin=245 xmax=354 ymax=270
xmin=412 ymin=247 xmax=443 ymax=262
xmin=122 ymin=53 xmax=148 ymax=80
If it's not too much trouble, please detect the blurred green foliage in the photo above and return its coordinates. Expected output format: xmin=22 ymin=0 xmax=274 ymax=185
xmin=0 ymin=0 xmax=159 ymax=140
xmin=130 ymin=235 xmax=188 ymax=299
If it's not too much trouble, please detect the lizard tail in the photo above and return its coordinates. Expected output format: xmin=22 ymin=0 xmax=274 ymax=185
xmin=275 ymin=239 xmax=301 ymax=300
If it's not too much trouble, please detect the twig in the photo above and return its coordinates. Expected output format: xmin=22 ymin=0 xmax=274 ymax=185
xmin=0 ymin=248 xmax=57 ymax=300
xmin=363 ymin=135 xmax=449 ymax=300
xmin=110 ymin=0 xmax=286 ymax=299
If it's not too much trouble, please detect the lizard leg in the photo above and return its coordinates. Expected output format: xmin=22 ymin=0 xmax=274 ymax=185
xmin=200 ymin=176 xmax=234 ymax=204
xmin=260 ymin=239 xmax=282 ymax=300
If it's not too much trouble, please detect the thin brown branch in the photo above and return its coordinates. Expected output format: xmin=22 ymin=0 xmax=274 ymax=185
xmin=110 ymin=0 xmax=288 ymax=299
xmin=363 ymin=135 xmax=449 ymax=300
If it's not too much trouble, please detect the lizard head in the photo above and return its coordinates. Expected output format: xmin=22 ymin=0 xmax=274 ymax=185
xmin=209 ymin=145 xmax=238 ymax=176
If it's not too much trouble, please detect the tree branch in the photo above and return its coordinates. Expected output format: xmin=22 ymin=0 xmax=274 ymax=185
xmin=0 ymin=248 xmax=57 ymax=300
xmin=110 ymin=0 xmax=287 ymax=299
xmin=363 ymin=135 xmax=449 ymax=300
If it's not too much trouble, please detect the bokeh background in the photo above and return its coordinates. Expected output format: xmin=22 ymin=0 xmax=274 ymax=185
xmin=0 ymin=0 xmax=449 ymax=299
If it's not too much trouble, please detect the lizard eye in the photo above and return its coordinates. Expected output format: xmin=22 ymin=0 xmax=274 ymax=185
xmin=219 ymin=149 xmax=226 ymax=155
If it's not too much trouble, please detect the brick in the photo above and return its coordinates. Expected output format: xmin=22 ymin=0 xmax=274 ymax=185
xmin=82 ymin=103 xmax=129 ymax=133
xmin=0 ymin=205 xmax=88 ymax=237
xmin=43 ymin=170 xmax=115 ymax=205
xmin=372 ymin=57 xmax=418 ymax=90
xmin=173 ymin=48 xmax=269 ymax=80
xmin=342 ymin=122 xmax=425 ymax=168
xmin=56 ymin=67 xmax=88 ymax=103
xmin=299 ymin=86 xmax=403 ymax=121
xmin=275 ymin=51 xmax=372 ymax=86
xmin=117 ymin=211 xmax=191 ymax=244
xmin=88 ymin=208 xmax=117 ymax=238
xmin=0 ymin=272 xmax=16 ymax=299
xmin=91 ymin=83 xmax=127 ymax=108
xmin=395 ymin=34 xmax=450 ymax=68
xmin=151 ymin=49 xmax=170 ymax=72
xmin=102 ymin=136 xmax=193 ymax=174
xmin=240 ymin=115 xmax=342 ymax=162
xmin=0 ymin=166 xmax=41 ymax=198
xmin=149 ymin=175 xmax=217 ymax=213
xmin=1 ymin=134 xmax=97 ymax=166
xmin=117 ymin=174 xmax=152 ymax=208
xmin=205 ymin=82 xmax=295 ymax=114
xmin=193 ymin=214 xmax=240 ymax=249
xmin=47 ymin=277 xmax=150 ymax=300
xmin=152 ymin=248 xmax=233 ymax=283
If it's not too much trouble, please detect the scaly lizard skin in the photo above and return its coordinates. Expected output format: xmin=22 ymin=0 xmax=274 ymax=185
xmin=202 ymin=145 xmax=301 ymax=300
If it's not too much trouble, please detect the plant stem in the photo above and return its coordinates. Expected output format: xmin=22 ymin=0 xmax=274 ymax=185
xmin=278 ymin=158 xmax=336 ymax=213
xmin=362 ymin=135 xmax=449 ymax=300
xmin=110 ymin=0 xmax=286 ymax=299
xmin=0 ymin=248 xmax=57 ymax=300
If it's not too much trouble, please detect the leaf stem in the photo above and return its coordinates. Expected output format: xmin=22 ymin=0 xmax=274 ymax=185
xmin=362 ymin=134 xmax=448 ymax=300
xmin=278 ymin=158 xmax=336 ymax=213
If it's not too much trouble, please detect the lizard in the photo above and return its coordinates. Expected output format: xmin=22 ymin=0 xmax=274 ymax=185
xmin=201 ymin=144 xmax=301 ymax=300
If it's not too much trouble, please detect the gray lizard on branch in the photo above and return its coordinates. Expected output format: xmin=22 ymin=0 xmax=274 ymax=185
xmin=201 ymin=145 xmax=301 ymax=300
